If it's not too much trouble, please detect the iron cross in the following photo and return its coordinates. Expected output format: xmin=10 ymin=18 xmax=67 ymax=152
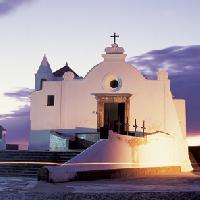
xmin=125 ymin=117 xmax=130 ymax=135
xmin=110 ymin=32 xmax=119 ymax=44
xmin=141 ymin=120 xmax=146 ymax=136
xmin=133 ymin=119 xmax=138 ymax=133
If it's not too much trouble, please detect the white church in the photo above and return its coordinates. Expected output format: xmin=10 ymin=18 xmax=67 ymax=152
xmin=29 ymin=34 xmax=192 ymax=175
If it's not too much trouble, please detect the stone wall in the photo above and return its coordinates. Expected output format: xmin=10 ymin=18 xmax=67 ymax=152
xmin=49 ymin=133 xmax=68 ymax=151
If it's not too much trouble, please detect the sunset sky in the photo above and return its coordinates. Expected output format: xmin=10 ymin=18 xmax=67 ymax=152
xmin=0 ymin=0 xmax=200 ymax=147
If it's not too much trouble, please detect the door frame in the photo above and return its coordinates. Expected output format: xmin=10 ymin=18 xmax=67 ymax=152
xmin=93 ymin=93 xmax=132 ymax=133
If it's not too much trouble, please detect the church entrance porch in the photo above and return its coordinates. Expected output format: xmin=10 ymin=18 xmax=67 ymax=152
xmin=94 ymin=93 xmax=131 ymax=139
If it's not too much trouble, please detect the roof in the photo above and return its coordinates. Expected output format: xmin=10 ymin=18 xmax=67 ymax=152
xmin=53 ymin=63 xmax=79 ymax=78
xmin=37 ymin=55 xmax=52 ymax=74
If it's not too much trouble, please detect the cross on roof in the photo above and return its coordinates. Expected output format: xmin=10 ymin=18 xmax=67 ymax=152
xmin=110 ymin=32 xmax=119 ymax=44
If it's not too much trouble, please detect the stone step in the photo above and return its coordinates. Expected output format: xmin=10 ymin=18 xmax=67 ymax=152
xmin=0 ymin=169 xmax=39 ymax=177
xmin=0 ymin=173 xmax=37 ymax=177
xmin=0 ymin=166 xmax=43 ymax=169
xmin=0 ymin=156 xmax=77 ymax=159
xmin=0 ymin=150 xmax=81 ymax=177
xmin=0 ymin=156 xmax=77 ymax=161
xmin=0 ymin=158 xmax=75 ymax=161
xmin=0 ymin=164 xmax=55 ymax=177
xmin=0 ymin=169 xmax=39 ymax=173
xmin=0 ymin=154 xmax=74 ymax=158
xmin=0 ymin=154 xmax=75 ymax=157
xmin=0 ymin=154 xmax=78 ymax=158
xmin=1 ymin=169 xmax=53 ymax=172
xmin=0 ymin=151 xmax=81 ymax=158
xmin=0 ymin=167 xmax=50 ymax=172
xmin=0 ymin=157 xmax=73 ymax=161
xmin=0 ymin=153 xmax=77 ymax=155
xmin=0 ymin=150 xmax=81 ymax=154
xmin=0 ymin=164 xmax=56 ymax=168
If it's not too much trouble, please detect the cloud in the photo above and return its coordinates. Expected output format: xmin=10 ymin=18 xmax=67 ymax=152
xmin=128 ymin=45 xmax=200 ymax=76
xmin=0 ymin=111 xmax=30 ymax=146
xmin=4 ymin=88 xmax=33 ymax=102
xmin=0 ymin=105 xmax=30 ymax=119
xmin=0 ymin=88 xmax=32 ymax=146
xmin=128 ymin=45 xmax=200 ymax=133
xmin=0 ymin=0 xmax=34 ymax=16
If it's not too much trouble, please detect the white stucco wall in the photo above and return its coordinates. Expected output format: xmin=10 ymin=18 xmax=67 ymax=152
xmin=31 ymin=82 xmax=61 ymax=130
xmin=31 ymin=58 xmax=169 ymax=134
xmin=49 ymin=133 xmax=68 ymax=152
xmin=29 ymin=130 xmax=50 ymax=151
xmin=30 ymin=44 xmax=191 ymax=171
xmin=174 ymin=99 xmax=186 ymax=138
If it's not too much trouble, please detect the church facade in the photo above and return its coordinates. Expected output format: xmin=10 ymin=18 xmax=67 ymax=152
xmin=29 ymin=37 xmax=191 ymax=171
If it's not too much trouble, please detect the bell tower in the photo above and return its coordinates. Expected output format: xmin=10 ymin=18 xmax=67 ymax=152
xmin=35 ymin=55 xmax=53 ymax=91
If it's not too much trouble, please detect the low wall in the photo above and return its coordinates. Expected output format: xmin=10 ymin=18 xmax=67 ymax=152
xmin=76 ymin=166 xmax=181 ymax=181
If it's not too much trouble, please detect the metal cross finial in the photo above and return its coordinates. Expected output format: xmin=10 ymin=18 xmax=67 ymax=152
xmin=133 ymin=119 xmax=138 ymax=134
xmin=110 ymin=32 xmax=119 ymax=44
xmin=141 ymin=120 xmax=146 ymax=137
xmin=125 ymin=117 xmax=130 ymax=135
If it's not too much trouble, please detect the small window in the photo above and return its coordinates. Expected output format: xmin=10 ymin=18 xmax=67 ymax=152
xmin=110 ymin=80 xmax=119 ymax=88
xmin=47 ymin=95 xmax=54 ymax=106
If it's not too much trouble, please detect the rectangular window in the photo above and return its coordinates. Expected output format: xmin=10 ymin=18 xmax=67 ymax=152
xmin=47 ymin=95 xmax=54 ymax=106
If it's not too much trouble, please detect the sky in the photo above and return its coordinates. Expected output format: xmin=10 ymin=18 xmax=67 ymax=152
xmin=0 ymin=0 xmax=200 ymax=147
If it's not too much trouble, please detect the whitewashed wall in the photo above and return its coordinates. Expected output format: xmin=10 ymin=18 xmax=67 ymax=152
xmin=30 ymin=46 xmax=191 ymax=171
xmin=31 ymin=53 xmax=180 ymax=136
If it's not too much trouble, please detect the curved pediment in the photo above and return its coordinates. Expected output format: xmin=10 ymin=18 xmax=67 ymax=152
xmin=84 ymin=43 xmax=146 ymax=83
xmin=84 ymin=60 xmax=146 ymax=82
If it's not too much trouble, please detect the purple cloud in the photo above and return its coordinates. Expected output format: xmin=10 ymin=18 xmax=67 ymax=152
xmin=4 ymin=88 xmax=33 ymax=102
xmin=0 ymin=0 xmax=34 ymax=16
xmin=128 ymin=45 xmax=200 ymax=133
xmin=0 ymin=105 xmax=30 ymax=119
xmin=128 ymin=45 xmax=200 ymax=76
xmin=0 ymin=88 xmax=32 ymax=146
xmin=0 ymin=112 xmax=30 ymax=147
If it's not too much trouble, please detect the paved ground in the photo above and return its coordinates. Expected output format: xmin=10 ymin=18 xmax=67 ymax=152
xmin=1 ymin=172 xmax=200 ymax=199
